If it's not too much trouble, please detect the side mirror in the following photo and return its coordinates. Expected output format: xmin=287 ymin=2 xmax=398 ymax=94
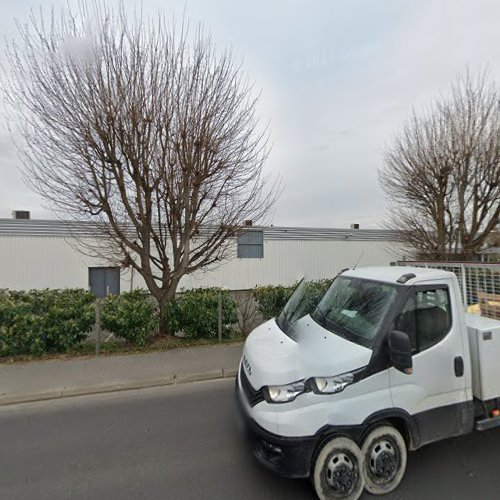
xmin=389 ymin=330 xmax=413 ymax=374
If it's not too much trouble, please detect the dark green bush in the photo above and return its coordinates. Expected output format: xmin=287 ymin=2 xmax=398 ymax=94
xmin=252 ymin=279 xmax=334 ymax=321
xmin=300 ymin=279 xmax=334 ymax=315
xmin=252 ymin=285 xmax=293 ymax=320
xmin=101 ymin=290 xmax=158 ymax=346
xmin=168 ymin=288 xmax=238 ymax=339
xmin=0 ymin=289 xmax=95 ymax=357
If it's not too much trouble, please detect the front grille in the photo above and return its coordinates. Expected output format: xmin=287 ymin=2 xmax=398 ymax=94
xmin=240 ymin=366 xmax=265 ymax=407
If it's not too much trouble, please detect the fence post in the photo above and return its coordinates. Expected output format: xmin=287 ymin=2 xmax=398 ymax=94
xmin=460 ymin=264 xmax=468 ymax=309
xmin=218 ymin=291 xmax=222 ymax=343
xmin=95 ymin=299 xmax=102 ymax=356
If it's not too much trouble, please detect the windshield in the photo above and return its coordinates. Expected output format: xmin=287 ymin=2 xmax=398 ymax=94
xmin=311 ymin=276 xmax=400 ymax=347
xmin=276 ymin=277 xmax=332 ymax=340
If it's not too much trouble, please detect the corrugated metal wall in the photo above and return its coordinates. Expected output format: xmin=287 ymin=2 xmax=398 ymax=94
xmin=0 ymin=235 xmax=401 ymax=291
xmin=0 ymin=237 xmax=110 ymax=290
xmin=179 ymin=239 xmax=400 ymax=290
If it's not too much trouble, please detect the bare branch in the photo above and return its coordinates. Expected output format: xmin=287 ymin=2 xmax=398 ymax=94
xmin=380 ymin=69 xmax=500 ymax=261
xmin=3 ymin=2 xmax=280 ymax=333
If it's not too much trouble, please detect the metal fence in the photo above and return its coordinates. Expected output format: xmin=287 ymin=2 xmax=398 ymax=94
xmin=396 ymin=261 xmax=500 ymax=319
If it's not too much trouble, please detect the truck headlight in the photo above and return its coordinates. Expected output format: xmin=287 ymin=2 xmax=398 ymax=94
xmin=310 ymin=372 xmax=354 ymax=394
xmin=263 ymin=380 xmax=305 ymax=403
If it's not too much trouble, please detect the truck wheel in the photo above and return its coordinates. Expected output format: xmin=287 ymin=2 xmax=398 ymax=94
xmin=361 ymin=425 xmax=407 ymax=495
xmin=312 ymin=436 xmax=365 ymax=500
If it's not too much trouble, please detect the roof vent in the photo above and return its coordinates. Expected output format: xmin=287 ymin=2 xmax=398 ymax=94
xmin=12 ymin=210 xmax=30 ymax=220
xmin=350 ymin=223 xmax=360 ymax=229
xmin=396 ymin=273 xmax=416 ymax=284
xmin=244 ymin=220 xmax=253 ymax=227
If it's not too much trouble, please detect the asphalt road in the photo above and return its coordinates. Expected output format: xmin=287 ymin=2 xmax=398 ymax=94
xmin=1 ymin=379 xmax=500 ymax=500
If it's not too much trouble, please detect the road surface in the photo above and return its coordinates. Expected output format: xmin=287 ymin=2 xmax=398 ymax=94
xmin=1 ymin=379 xmax=500 ymax=499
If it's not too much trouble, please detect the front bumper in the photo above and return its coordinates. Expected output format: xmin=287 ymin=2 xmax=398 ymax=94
xmin=236 ymin=371 xmax=318 ymax=479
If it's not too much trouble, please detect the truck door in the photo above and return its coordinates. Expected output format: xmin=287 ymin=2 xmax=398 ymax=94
xmin=389 ymin=281 xmax=470 ymax=447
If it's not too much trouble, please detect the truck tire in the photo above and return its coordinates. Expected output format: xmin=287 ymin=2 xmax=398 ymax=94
xmin=361 ymin=425 xmax=407 ymax=495
xmin=312 ymin=436 xmax=365 ymax=500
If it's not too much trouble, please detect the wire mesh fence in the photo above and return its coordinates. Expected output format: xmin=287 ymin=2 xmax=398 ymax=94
xmin=396 ymin=261 xmax=500 ymax=319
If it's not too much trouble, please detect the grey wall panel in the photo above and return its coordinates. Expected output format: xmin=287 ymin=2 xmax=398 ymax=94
xmin=0 ymin=232 xmax=404 ymax=291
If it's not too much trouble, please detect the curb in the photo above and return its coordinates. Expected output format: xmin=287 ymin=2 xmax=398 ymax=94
xmin=0 ymin=368 xmax=238 ymax=407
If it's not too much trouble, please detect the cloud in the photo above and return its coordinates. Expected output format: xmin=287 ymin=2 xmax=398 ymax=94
xmin=1 ymin=0 xmax=500 ymax=227
xmin=59 ymin=35 xmax=95 ymax=63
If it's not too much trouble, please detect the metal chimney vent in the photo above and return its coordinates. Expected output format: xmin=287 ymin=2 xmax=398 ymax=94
xmin=12 ymin=210 xmax=30 ymax=220
xmin=350 ymin=223 xmax=360 ymax=229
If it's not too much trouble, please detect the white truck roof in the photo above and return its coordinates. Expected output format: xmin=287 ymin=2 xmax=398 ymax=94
xmin=342 ymin=266 xmax=455 ymax=285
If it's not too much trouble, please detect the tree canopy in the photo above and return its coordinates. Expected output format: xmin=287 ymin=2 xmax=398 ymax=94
xmin=381 ymin=70 xmax=500 ymax=260
xmin=3 ymin=4 xmax=279 ymax=332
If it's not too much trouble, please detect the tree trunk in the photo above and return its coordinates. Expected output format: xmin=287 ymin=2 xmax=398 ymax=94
xmin=436 ymin=196 xmax=446 ymax=259
xmin=157 ymin=284 xmax=180 ymax=336
xmin=158 ymin=297 xmax=171 ymax=337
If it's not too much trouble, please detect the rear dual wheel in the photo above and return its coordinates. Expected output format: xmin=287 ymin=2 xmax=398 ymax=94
xmin=361 ymin=425 xmax=407 ymax=496
xmin=312 ymin=426 xmax=407 ymax=500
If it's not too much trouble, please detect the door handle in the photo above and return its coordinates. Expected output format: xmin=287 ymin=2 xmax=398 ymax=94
xmin=454 ymin=356 xmax=464 ymax=377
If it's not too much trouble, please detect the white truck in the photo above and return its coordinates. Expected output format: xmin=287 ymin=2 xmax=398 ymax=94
xmin=236 ymin=266 xmax=500 ymax=499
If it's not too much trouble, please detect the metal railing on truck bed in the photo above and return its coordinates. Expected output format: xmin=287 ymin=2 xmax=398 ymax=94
xmin=395 ymin=262 xmax=500 ymax=320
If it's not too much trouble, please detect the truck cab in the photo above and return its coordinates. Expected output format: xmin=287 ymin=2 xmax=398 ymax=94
xmin=236 ymin=266 xmax=500 ymax=499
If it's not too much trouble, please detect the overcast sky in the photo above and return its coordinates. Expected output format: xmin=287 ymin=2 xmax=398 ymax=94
xmin=1 ymin=0 xmax=500 ymax=228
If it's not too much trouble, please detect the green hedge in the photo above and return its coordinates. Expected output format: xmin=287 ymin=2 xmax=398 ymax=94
xmin=0 ymin=280 xmax=335 ymax=357
xmin=0 ymin=289 xmax=95 ymax=357
xmin=101 ymin=290 xmax=158 ymax=346
xmin=168 ymin=288 xmax=238 ymax=339
xmin=298 ymin=279 xmax=334 ymax=316
xmin=252 ymin=285 xmax=293 ymax=320
xmin=253 ymin=279 xmax=333 ymax=320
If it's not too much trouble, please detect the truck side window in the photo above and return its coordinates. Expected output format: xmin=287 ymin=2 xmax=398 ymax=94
xmin=395 ymin=288 xmax=451 ymax=353
xmin=395 ymin=298 xmax=417 ymax=353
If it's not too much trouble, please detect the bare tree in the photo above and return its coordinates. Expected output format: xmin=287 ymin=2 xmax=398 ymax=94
xmin=380 ymin=70 xmax=500 ymax=261
xmin=3 ymin=4 xmax=278 ymax=334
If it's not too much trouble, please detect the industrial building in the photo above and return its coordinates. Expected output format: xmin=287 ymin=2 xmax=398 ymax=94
xmin=0 ymin=216 xmax=403 ymax=294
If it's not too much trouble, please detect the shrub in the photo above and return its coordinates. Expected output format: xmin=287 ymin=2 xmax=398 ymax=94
xmin=233 ymin=290 xmax=261 ymax=337
xmin=252 ymin=285 xmax=293 ymax=320
xmin=252 ymin=279 xmax=334 ymax=321
xmin=300 ymin=279 xmax=334 ymax=315
xmin=168 ymin=288 xmax=238 ymax=339
xmin=100 ymin=290 xmax=157 ymax=346
xmin=0 ymin=289 xmax=95 ymax=357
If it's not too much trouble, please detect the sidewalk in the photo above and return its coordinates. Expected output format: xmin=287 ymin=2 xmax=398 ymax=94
xmin=0 ymin=343 xmax=243 ymax=406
